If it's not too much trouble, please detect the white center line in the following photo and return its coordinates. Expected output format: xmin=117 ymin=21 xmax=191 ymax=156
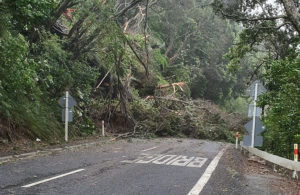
xmin=22 ymin=169 xmax=85 ymax=188
xmin=142 ymin=147 xmax=157 ymax=152
xmin=187 ymin=145 xmax=229 ymax=195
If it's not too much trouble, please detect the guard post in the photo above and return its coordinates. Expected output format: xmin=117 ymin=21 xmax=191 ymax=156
xmin=235 ymin=132 xmax=238 ymax=149
xmin=293 ymin=144 xmax=298 ymax=178
xmin=102 ymin=120 xmax=105 ymax=137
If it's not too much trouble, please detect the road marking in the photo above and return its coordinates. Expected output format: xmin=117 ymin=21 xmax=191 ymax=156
xmin=121 ymin=154 xmax=149 ymax=163
xmin=122 ymin=154 xmax=207 ymax=168
xmin=171 ymin=156 xmax=195 ymax=166
xmin=186 ymin=157 xmax=207 ymax=168
xmin=166 ymin=155 xmax=183 ymax=165
xmin=142 ymin=147 xmax=157 ymax=152
xmin=187 ymin=145 xmax=229 ymax=195
xmin=22 ymin=169 xmax=85 ymax=188
xmin=136 ymin=154 xmax=163 ymax=163
xmin=153 ymin=155 xmax=177 ymax=164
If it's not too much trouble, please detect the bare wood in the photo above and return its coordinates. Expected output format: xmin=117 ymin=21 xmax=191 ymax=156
xmin=164 ymin=32 xmax=174 ymax=57
xmin=168 ymin=32 xmax=194 ymax=64
xmin=146 ymin=96 xmax=190 ymax=104
xmin=96 ymin=67 xmax=112 ymax=88
xmin=110 ymin=121 xmax=139 ymax=140
xmin=158 ymin=82 xmax=185 ymax=98
xmin=158 ymin=84 xmax=172 ymax=89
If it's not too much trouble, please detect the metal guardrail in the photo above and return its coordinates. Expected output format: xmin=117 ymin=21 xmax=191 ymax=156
xmin=240 ymin=141 xmax=300 ymax=171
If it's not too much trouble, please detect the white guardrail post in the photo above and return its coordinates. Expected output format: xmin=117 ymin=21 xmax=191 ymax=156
xmin=293 ymin=144 xmax=298 ymax=179
xmin=235 ymin=132 xmax=238 ymax=149
xmin=102 ymin=120 xmax=105 ymax=137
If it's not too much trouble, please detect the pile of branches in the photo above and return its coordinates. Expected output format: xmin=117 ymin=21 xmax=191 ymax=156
xmin=104 ymin=83 xmax=248 ymax=142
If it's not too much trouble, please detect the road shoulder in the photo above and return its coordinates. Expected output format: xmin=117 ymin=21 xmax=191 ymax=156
xmin=224 ymin=146 xmax=300 ymax=194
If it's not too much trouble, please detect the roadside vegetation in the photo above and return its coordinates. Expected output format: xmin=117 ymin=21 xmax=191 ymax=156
xmin=1 ymin=0 xmax=300 ymax=160
xmin=214 ymin=0 xmax=300 ymax=159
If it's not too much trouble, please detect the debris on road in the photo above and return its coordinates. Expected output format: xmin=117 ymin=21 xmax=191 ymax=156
xmin=248 ymin=155 xmax=266 ymax=165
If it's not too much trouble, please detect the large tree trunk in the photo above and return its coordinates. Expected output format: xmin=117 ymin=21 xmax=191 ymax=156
xmin=281 ymin=0 xmax=300 ymax=35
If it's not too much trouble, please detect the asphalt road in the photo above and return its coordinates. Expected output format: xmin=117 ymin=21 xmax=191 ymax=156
xmin=0 ymin=138 xmax=254 ymax=195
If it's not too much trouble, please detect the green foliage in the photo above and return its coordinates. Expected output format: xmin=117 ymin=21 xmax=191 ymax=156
xmin=0 ymin=2 xmax=11 ymax=38
xmin=257 ymin=57 xmax=300 ymax=158
xmin=221 ymin=97 xmax=249 ymax=114
xmin=0 ymin=31 xmax=63 ymax=140
xmin=149 ymin=0 xmax=240 ymax=103
xmin=156 ymin=113 xmax=182 ymax=136
xmin=152 ymin=49 xmax=167 ymax=71
xmin=129 ymin=100 xmax=158 ymax=121
xmin=224 ymin=42 xmax=250 ymax=72
xmin=0 ymin=32 xmax=36 ymax=95
xmin=163 ymin=65 xmax=190 ymax=85
xmin=8 ymin=96 xmax=62 ymax=140
xmin=7 ymin=0 xmax=57 ymax=30
xmin=294 ymin=134 xmax=300 ymax=145
xmin=212 ymin=126 xmax=235 ymax=143
xmin=190 ymin=74 xmax=207 ymax=99
xmin=0 ymin=0 xmax=246 ymax=145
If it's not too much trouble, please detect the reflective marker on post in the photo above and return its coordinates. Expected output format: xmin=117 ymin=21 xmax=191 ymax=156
xmin=235 ymin=132 xmax=238 ymax=149
xmin=293 ymin=144 xmax=298 ymax=179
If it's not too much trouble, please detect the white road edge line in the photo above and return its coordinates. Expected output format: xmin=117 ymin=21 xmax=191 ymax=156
xmin=22 ymin=169 xmax=85 ymax=188
xmin=142 ymin=147 xmax=157 ymax=152
xmin=187 ymin=145 xmax=229 ymax=195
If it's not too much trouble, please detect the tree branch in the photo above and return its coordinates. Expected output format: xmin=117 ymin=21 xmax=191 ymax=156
xmin=247 ymin=61 xmax=266 ymax=85
xmin=49 ymin=0 xmax=79 ymax=29
xmin=114 ymin=0 xmax=145 ymax=18
xmin=281 ymin=0 xmax=300 ymax=35
xmin=214 ymin=5 xmax=288 ymax=22
xmin=146 ymin=96 xmax=190 ymax=104
xmin=168 ymin=32 xmax=194 ymax=64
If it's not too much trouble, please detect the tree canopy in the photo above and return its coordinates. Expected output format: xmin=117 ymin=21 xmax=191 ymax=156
xmin=0 ymin=0 xmax=252 ymax=147
xmin=214 ymin=0 xmax=300 ymax=158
